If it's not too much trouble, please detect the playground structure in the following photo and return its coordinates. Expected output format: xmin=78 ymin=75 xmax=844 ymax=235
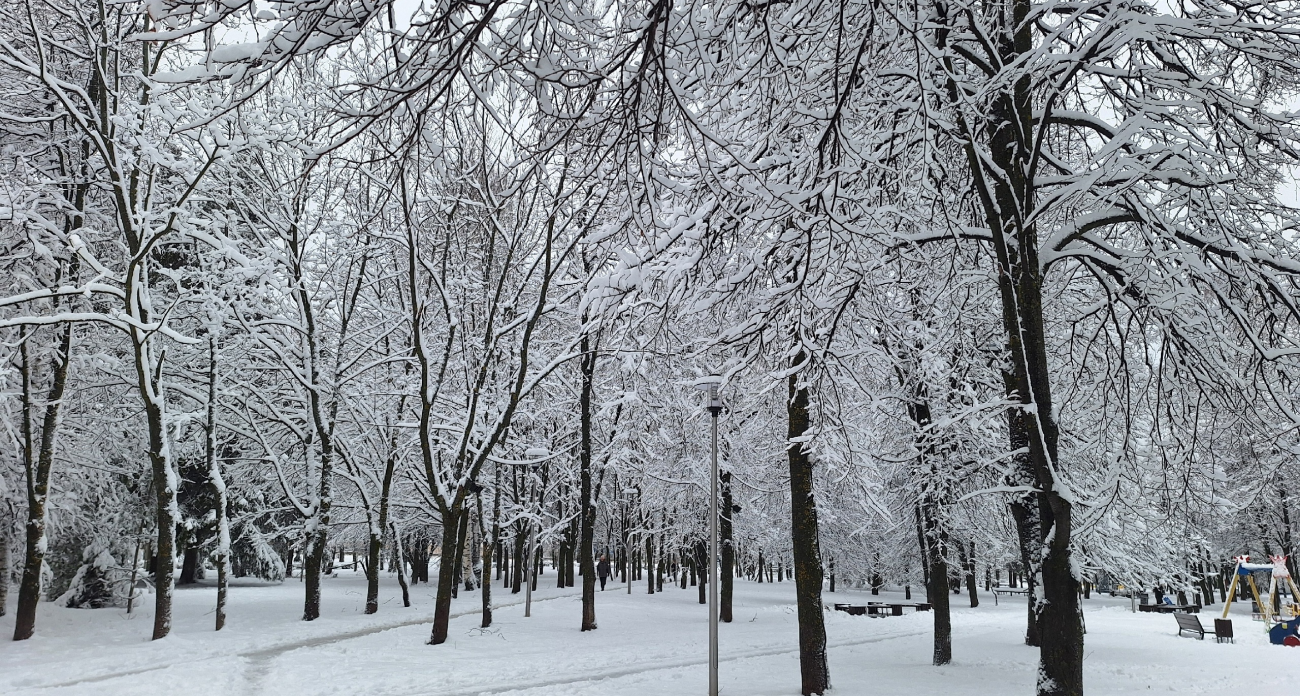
xmin=1221 ymin=555 xmax=1300 ymax=645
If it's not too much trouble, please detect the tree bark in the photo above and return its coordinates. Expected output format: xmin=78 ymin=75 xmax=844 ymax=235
xmin=366 ymin=394 xmax=405 ymax=614
xmin=1006 ymin=379 xmax=1043 ymax=647
xmin=721 ymin=469 xmax=734 ymax=622
xmin=179 ymin=547 xmax=200 ymax=585
xmin=512 ymin=524 xmax=525 ymax=594
xmin=0 ymin=530 xmax=8 ymax=618
xmin=141 ymin=365 xmax=177 ymax=641
xmin=936 ymin=0 xmax=1083 ymax=688
xmin=206 ymin=335 xmax=231 ymax=631
xmin=430 ymin=506 xmax=462 ymax=644
xmin=392 ymin=524 xmax=410 ymax=607
xmin=923 ymin=497 xmax=952 ymax=666
xmin=965 ymin=541 xmax=979 ymax=608
xmin=578 ymin=332 xmax=598 ymax=630
xmin=787 ymin=365 xmax=830 ymax=695
xmin=13 ymin=325 xmax=72 ymax=641
xmin=696 ymin=540 xmax=708 ymax=605
xmin=453 ymin=508 xmax=470 ymax=596
xmin=646 ymin=534 xmax=655 ymax=595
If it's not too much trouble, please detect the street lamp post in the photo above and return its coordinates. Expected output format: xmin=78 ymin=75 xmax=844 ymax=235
xmin=695 ymin=377 xmax=722 ymax=696
xmin=508 ymin=448 xmax=551 ymax=618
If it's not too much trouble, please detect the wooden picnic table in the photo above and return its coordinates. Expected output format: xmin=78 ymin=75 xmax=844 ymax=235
xmin=834 ymin=602 xmax=929 ymax=617
xmin=1138 ymin=603 xmax=1199 ymax=614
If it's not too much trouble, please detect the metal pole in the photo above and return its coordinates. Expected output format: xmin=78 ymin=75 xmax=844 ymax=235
xmin=709 ymin=392 xmax=720 ymax=696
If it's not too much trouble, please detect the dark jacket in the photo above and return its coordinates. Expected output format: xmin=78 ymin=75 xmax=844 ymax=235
xmin=597 ymin=558 xmax=611 ymax=578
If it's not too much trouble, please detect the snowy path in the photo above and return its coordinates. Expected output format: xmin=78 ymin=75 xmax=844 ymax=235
xmin=28 ymin=591 xmax=573 ymax=691
xmin=4 ymin=574 xmax=1300 ymax=695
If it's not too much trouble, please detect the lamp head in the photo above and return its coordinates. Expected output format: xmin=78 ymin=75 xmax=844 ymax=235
xmin=693 ymin=376 xmax=722 ymax=414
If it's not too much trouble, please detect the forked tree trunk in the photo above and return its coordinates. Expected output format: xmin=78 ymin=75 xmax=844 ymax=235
xmin=366 ymin=406 xmax=404 ymax=614
xmin=430 ymin=505 xmax=463 ymax=644
xmin=941 ymin=0 xmax=1081 ymax=686
xmin=787 ymin=365 xmax=830 ymax=695
xmin=13 ymin=325 xmax=72 ymax=641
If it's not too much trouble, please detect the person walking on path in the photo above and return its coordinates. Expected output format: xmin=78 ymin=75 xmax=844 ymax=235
xmin=597 ymin=555 xmax=611 ymax=591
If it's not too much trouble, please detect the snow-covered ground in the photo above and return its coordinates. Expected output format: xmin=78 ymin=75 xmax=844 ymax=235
xmin=1 ymin=572 xmax=1296 ymax=695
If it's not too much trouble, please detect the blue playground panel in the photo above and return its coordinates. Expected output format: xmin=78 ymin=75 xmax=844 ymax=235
xmin=1269 ymin=618 xmax=1300 ymax=646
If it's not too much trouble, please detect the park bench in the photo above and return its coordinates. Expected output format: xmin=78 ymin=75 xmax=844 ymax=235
xmin=873 ymin=602 xmax=931 ymax=616
xmin=1174 ymin=614 xmax=1231 ymax=641
xmin=992 ymin=588 xmax=1029 ymax=605
xmin=833 ymin=604 xmax=867 ymax=616
xmin=1175 ymin=613 xmax=1206 ymax=638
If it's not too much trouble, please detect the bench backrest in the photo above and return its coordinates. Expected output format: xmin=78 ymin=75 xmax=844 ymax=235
xmin=1175 ymin=613 xmax=1204 ymax=631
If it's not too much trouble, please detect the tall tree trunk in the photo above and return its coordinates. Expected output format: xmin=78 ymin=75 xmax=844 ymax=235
xmin=646 ymin=534 xmax=655 ymax=594
xmin=481 ymin=531 xmax=493 ymax=627
xmin=512 ymin=524 xmax=525 ymax=594
xmin=721 ymin=469 xmax=734 ymax=623
xmin=1009 ymin=494 xmax=1042 ymax=648
xmin=454 ymin=508 xmax=470 ymax=595
xmin=430 ymin=504 xmax=463 ymax=644
xmin=923 ymin=494 xmax=952 ymax=666
xmin=14 ymin=326 xmax=72 ymax=642
xmin=1006 ymin=382 xmax=1043 ymax=647
xmin=141 ymin=365 xmax=177 ymax=641
xmin=206 ymin=335 xmax=231 ymax=631
xmin=936 ymin=0 xmax=1082 ymax=687
xmin=578 ymin=332 xmax=598 ymax=630
xmin=696 ymin=540 xmax=708 ymax=605
xmin=14 ymin=325 xmax=72 ymax=641
xmin=787 ymin=364 xmax=830 ymax=695
xmin=391 ymin=523 xmax=410 ymax=607
xmin=0 ymin=530 xmax=8 ymax=618
xmin=907 ymin=386 xmax=950 ymax=666
xmin=366 ymin=396 xmax=406 ymax=614
xmin=302 ymin=512 xmax=327 ymax=620
xmin=179 ymin=546 xmax=199 ymax=585
xmin=965 ymin=541 xmax=979 ymax=608
xmin=484 ymin=468 xmax=500 ymax=625
xmin=915 ymin=506 xmax=930 ymax=591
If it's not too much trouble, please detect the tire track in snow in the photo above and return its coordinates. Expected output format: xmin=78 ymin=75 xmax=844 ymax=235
xmin=29 ymin=592 xmax=579 ymax=691
xmin=422 ymin=628 xmax=931 ymax=696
